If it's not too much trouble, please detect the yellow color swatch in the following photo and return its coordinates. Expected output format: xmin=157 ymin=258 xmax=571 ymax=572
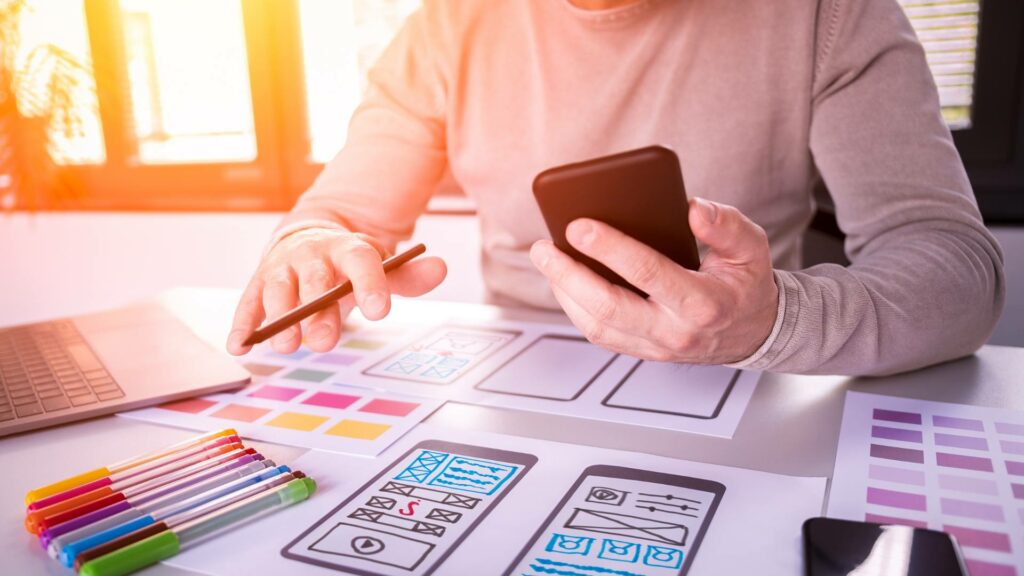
xmin=265 ymin=412 xmax=329 ymax=432
xmin=326 ymin=419 xmax=391 ymax=440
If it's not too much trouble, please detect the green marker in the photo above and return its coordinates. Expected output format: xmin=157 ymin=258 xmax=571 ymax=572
xmin=78 ymin=475 xmax=316 ymax=576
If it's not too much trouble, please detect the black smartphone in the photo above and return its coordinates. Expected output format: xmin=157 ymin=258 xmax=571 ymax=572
xmin=504 ymin=464 xmax=725 ymax=575
xmin=804 ymin=518 xmax=968 ymax=576
xmin=533 ymin=146 xmax=700 ymax=297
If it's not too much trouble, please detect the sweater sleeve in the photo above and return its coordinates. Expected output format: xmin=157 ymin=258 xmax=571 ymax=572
xmin=277 ymin=4 xmax=450 ymax=250
xmin=738 ymin=0 xmax=1005 ymax=376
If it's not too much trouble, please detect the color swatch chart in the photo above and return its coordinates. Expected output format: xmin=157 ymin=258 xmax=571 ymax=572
xmin=119 ymin=343 xmax=444 ymax=457
xmin=828 ymin=391 xmax=1024 ymax=576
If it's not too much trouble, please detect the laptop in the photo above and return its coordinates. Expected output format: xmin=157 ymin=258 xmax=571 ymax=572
xmin=0 ymin=301 xmax=250 ymax=437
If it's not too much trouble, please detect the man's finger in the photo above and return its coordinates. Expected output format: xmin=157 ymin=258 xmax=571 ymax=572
xmin=262 ymin=266 xmax=301 ymax=353
xmin=387 ymin=256 xmax=448 ymax=297
xmin=530 ymin=240 xmax=656 ymax=330
xmin=687 ymin=198 xmax=769 ymax=266
xmin=564 ymin=219 xmax=712 ymax=306
xmin=227 ymin=277 xmax=265 ymax=355
xmin=296 ymin=257 xmax=341 ymax=352
xmin=332 ymin=240 xmax=390 ymax=321
xmin=550 ymin=285 xmax=673 ymax=360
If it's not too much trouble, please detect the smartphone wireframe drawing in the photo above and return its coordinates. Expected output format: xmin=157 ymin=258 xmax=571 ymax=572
xmin=504 ymin=465 xmax=724 ymax=575
xmin=282 ymin=440 xmax=536 ymax=576
xmin=533 ymin=146 xmax=700 ymax=297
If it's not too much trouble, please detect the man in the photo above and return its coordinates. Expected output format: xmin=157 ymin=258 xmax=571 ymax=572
xmin=227 ymin=0 xmax=1005 ymax=376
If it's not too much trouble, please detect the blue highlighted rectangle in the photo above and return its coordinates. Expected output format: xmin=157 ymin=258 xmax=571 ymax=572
xmin=545 ymin=533 xmax=594 ymax=556
xmin=394 ymin=450 xmax=448 ymax=484
xmin=427 ymin=456 xmax=519 ymax=495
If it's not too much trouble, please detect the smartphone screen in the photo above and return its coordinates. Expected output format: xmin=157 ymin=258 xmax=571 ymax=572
xmin=283 ymin=440 xmax=536 ymax=576
xmin=505 ymin=465 xmax=724 ymax=575
xmin=803 ymin=518 xmax=968 ymax=576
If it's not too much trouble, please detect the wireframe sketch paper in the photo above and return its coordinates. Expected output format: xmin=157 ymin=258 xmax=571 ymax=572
xmin=827 ymin=391 xmax=1024 ymax=576
xmin=182 ymin=424 xmax=827 ymax=576
xmin=118 ymin=342 xmax=444 ymax=457
xmin=184 ymin=299 xmax=759 ymax=439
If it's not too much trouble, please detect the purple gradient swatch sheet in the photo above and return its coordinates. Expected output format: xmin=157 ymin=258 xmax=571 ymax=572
xmin=828 ymin=391 xmax=1024 ymax=576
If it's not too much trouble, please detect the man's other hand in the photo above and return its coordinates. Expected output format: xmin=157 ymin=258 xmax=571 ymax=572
xmin=227 ymin=228 xmax=446 ymax=356
xmin=530 ymin=198 xmax=779 ymax=364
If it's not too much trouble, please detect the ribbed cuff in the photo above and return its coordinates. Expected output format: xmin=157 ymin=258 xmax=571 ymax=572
xmin=726 ymin=269 xmax=790 ymax=370
xmin=262 ymin=219 xmax=349 ymax=258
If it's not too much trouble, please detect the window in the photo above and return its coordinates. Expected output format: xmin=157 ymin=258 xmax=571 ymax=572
xmin=897 ymin=0 xmax=981 ymax=130
xmin=299 ymin=0 xmax=419 ymax=163
xmin=14 ymin=0 xmax=105 ymax=164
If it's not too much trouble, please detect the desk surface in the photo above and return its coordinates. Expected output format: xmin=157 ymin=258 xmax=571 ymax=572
xmin=3 ymin=288 xmax=1023 ymax=576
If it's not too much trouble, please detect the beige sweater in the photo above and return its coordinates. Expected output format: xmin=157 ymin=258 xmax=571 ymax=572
xmin=281 ymin=0 xmax=1005 ymax=376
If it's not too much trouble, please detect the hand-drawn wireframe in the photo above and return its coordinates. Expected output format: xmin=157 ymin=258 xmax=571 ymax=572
xmin=586 ymin=486 xmax=629 ymax=506
xmin=473 ymin=334 xmax=618 ymax=400
xmin=598 ymin=538 xmax=641 ymax=563
xmin=602 ymin=361 xmax=741 ymax=419
xmin=504 ymin=465 xmax=724 ymax=576
xmin=282 ymin=440 xmax=536 ymax=576
xmin=363 ymin=327 xmax=520 ymax=385
xmin=545 ymin=533 xmax=595 ymax=556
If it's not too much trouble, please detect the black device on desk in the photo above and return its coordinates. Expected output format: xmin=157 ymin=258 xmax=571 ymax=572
xmin=804 ymin=518 xmax=968 ymax=576
xmin=533 ymin=145 xmax=700 ymax=297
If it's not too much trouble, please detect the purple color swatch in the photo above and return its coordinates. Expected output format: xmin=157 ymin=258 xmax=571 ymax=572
xmin=934 ymin=432 xmax=988 ymax=451
xmin=995 ymin=421 xmax=1024 ymax=436
xmin=872 ymin=426 xmax=922 ymax=443
xmin=965 ymin=560 xmax=1018 ymax=576
xmin=866 ymin=487 xmax=927 ymax=511
xmin=870 ymin=444 xmax=925 ymax=464
xmin=942 ymin=525 xmax=1011 ymax=552
xmin=864 ymin=513 xmax=927 ymax=528
xmin=932 ymin=415 xmax=984 ymax=431
xmin=1010 ymin=483 xmax=1024 ymax=500
xmin=313 ymin=352 xmax=361 ymax=366
xmin=873 ymin=409 xmax=922 ymax=425
xmin=940 ymin=497 xmax=1005 ymax=522
xmin=1000 ymin=439 xmax=1024 ymax=455
xmin=249 ymin=384 xmax=304 ymax=402
xmin=938 ymin=474 xmax=999 ymax=496
xmin=868 ymin=464 xmax=925 ymax=486
xmin=936 ymin=452 xmax=993 ymax=472
xmin=1006 ymin=460 xmax=1024 ymax=476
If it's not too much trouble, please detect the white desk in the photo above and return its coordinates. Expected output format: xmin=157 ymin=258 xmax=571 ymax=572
xmin=2 ymin=286 xmax=1023 ymax=575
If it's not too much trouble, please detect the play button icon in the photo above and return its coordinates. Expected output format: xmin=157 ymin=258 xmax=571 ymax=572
xmin=351 ymin=536 xmax=386 ymax=556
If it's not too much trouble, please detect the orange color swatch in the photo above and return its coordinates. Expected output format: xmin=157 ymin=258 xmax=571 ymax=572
xmin=265 ymin=412 xmax=329 ymax=432
xmin=210 ymin=404 xmax=271 ymax=423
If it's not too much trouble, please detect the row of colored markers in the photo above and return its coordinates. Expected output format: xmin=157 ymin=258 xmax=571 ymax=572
xmin=23 ymin=429 xmax=316 ymax=576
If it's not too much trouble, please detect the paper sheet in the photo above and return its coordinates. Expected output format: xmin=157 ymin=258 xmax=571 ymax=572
xmin=164 ymin=424 xmax=826 ymax=575
xmin=827 ymin=391 xmax=1024 ymax=576
xmin=118 ymin=343 xmax=444 ymax=457
xmin=192 ymin=299 xmax=759 ymax=439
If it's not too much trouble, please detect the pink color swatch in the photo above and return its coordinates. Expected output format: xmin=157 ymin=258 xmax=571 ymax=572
xmin=939 ymin=497 xmax=1005 ymax=522
xmin=866 ymin=487 xmax=926 ymax=511
xmin=942 ymin=525 xmax=1011 ymax=552
xmin=359 ymin=399 xmax=420 ymax=417
xmin=863 ymin=513 xmax=927 ymax=529
xmin=303 ymin=392 xmax=360 ymax=410
xmin=249 ymin=385 xmax=304 ymax=402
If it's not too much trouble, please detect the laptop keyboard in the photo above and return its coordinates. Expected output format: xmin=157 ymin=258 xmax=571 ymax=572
xmin=0 ymin=321 xmax=124 ymax=421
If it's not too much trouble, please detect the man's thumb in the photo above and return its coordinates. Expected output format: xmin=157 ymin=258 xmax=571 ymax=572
xmin=688 ymin=198 xmax=769 ymax=266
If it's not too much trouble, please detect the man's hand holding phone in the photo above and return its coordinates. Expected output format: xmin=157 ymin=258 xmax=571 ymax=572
xmin=227 ymin=227 xmax=447 ymax=356
xmin=531 ymin=198 xmax=779 ymax=365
